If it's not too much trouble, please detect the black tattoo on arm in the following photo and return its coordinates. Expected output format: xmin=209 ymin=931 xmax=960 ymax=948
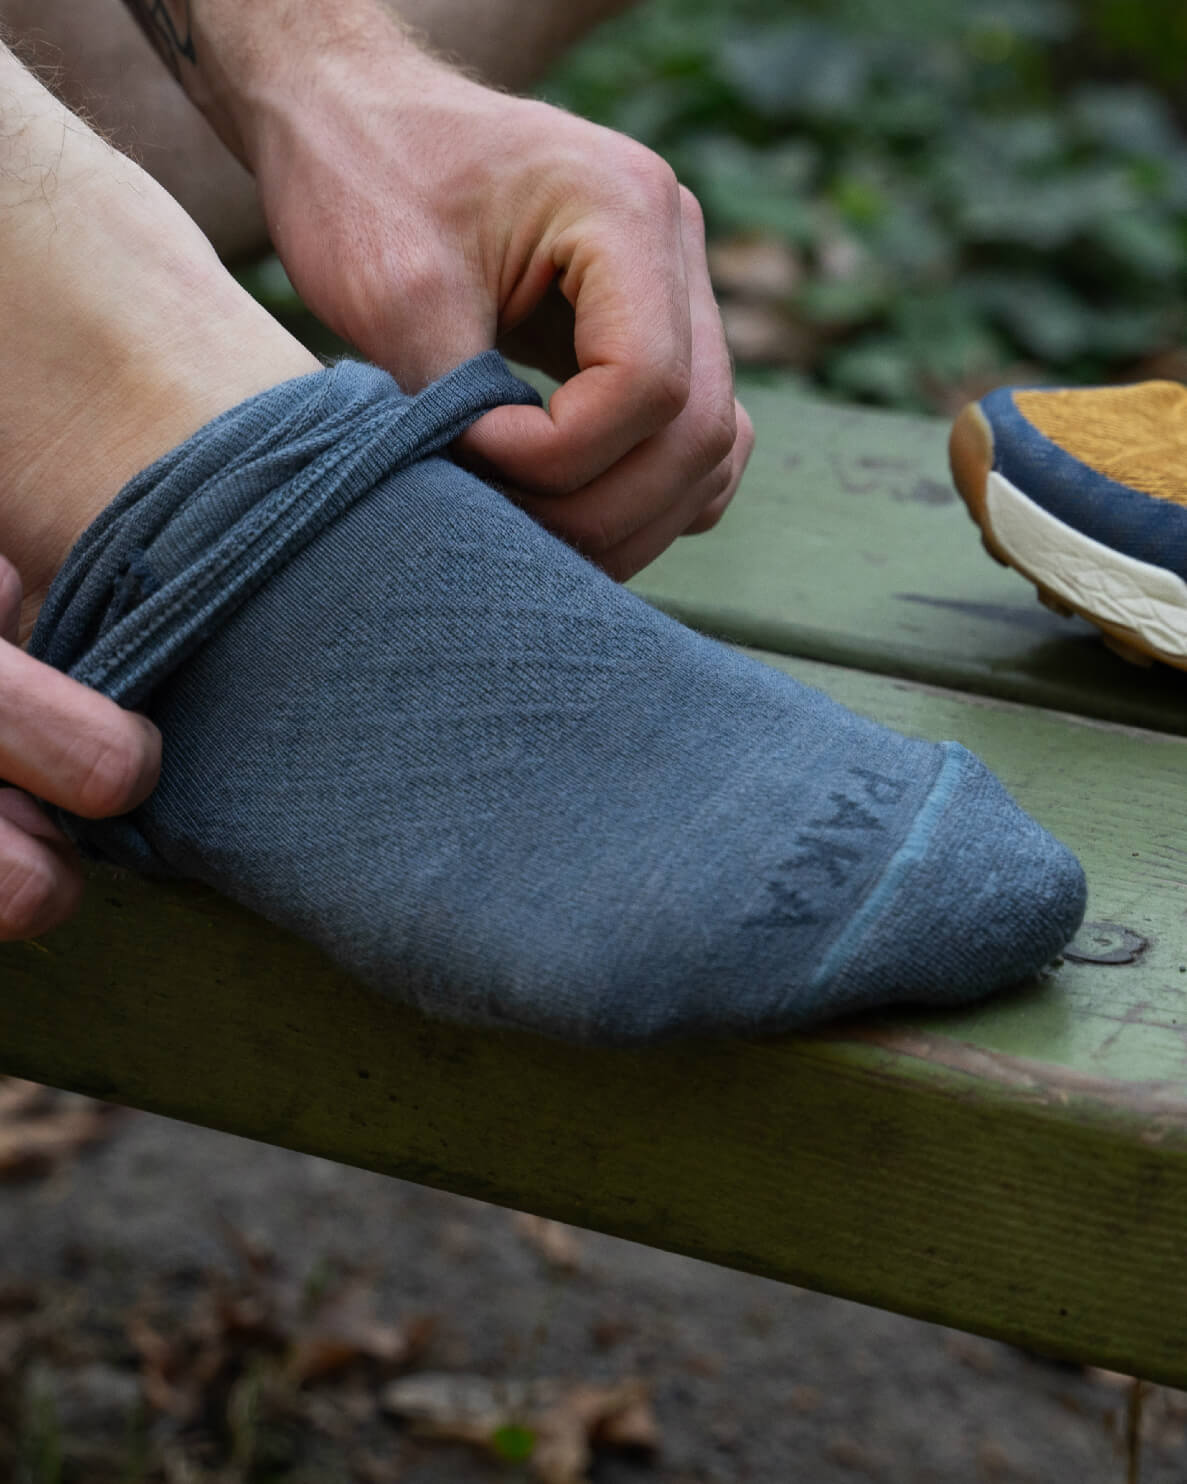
xmin=122 ymin=0 xmax=197 ymax=83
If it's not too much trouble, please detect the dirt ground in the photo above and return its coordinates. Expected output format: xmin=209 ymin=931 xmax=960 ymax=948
xmin=0 ymin=1094 xmax=1184 ymax=1483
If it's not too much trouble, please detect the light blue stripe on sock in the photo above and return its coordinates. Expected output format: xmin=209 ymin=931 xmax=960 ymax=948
xmin=808 ymin=740 xmax=967 ymax=992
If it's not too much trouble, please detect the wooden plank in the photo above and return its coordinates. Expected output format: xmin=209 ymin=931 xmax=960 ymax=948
xmin=630 ymin=378 xmax=1187 ymax=733
xmin=3 ymin=652 xmax=1186 ymax=1382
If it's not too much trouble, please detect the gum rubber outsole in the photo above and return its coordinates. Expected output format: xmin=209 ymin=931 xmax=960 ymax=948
xmin=948 ymin=402 xmax=1187 ymax=673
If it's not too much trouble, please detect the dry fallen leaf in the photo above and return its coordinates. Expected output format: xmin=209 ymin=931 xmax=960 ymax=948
xmin=0 ymin=1078 xmax=52 ymax=1119
xmin=1088 ymin=1367 xmax=1139 ymax=1390
xmin=286 ymin=1291 xmax=435 ymax=1386
xmin=351 ymin=1448 xmax=404 ymax=1484
xmin=382 ymin=1371 xmax=658 ymax=1484
xmin=708 ymin=233 xmax=803 ymax=299
xmin=0 ymin=1079 xmax=123 ymax=1181
xmin=127 ymin=1238 xmax=433 ymax=1425
xmin=126 ymin=1311 xmax=205 ymax=1419
xmin=719 ymin=300 xmax=816 ymax=366
xmin=383 ymin=1371 xmax=519 ymax=1441
xmin=583 ymin=1382 xmax=660 ymax=1450
xmin=511 ymin=1212 xmax=584 ymax=1272
xmin=944 ymin=1331 xmax=997 ymax=1375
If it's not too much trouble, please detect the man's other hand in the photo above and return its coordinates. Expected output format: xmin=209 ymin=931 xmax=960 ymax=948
xmin=0 ymin=556 xmax=160 ymax=940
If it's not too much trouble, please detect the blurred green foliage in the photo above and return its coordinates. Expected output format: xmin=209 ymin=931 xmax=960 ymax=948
xmin=1079 ymin=0 xmax=1187 ymax=89
xmin=540 ymin=0 xmax=1187 ymax=408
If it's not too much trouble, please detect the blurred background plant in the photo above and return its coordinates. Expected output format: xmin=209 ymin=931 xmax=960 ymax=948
xmin=243 ymin=0 xmax=1187 ymax=412
xmin=540 ymin=0 xmax=1187 ymax=411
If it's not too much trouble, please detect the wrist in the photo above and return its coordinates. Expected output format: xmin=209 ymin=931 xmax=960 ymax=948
xmin=245 ymin=42 xmax=506 ymax=231
xmin=186 ymin=0 xmax=446 ymax=169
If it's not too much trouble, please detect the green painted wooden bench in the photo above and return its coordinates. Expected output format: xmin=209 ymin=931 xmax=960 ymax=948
xmin=3 ymin=377 xmax=1186 ymax=1387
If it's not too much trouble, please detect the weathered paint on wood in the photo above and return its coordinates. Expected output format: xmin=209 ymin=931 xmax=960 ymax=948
xmin=631 ymin=379 xmax=1187 ymax=733
xmin=3 ymin=654 xmax=1185 ymax=1383
xmin=797 ymin=659 xmax=1187 ymax=1088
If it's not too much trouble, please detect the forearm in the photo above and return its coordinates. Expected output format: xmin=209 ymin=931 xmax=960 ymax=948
xmin=392 ymin=0 xmax=638 ymax=90
xmin=118 ymin=0 xmax=637 ymax=164
xmin=113 ymin=0 xmax=746 ymax=584
xmin=119 ymin=0 xmax=429 ymax=165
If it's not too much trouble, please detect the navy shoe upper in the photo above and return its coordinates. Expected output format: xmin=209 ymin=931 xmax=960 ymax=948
xmin=981 ymin=386 xmax=1187 ymax=584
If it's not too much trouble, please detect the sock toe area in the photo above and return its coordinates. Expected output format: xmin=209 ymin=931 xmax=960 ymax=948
xmin=812 ymin=742 xmax=1087 ymax=1019
xmin=29 ymin=356 xmax=1088 ymax=1047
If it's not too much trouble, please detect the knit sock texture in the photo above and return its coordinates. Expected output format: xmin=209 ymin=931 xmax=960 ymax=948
xmin=30 ymin=354 xmax=1087 ymax=1045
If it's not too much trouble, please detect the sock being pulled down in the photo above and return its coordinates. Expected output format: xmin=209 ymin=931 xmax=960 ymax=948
xmin=30 ymin=353 xmax=1086 ymax=1044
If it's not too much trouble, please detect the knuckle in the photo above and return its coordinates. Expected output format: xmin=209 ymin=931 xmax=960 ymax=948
xmin=706 ymin=408 xmax=739 ymax=470
xmin=688 ymin=483 xmax=737 ymax=537
xmin=559 ymin=492 xmax=654 ymax=558
xmin=736 ymin=402 xmax=756 ymax=461
xmin=0 ymin=854 xmax=60 ymax=940
xmin=678 ymin=184 xmax=706 ymax=236
xmin=614 ymin=141 xmax=680 ymax=204
xmin=71 ymin=729 xmax=147 ymax=819
xmin=0 ymin=555 xmax=22 ymax=621
xmin=690 ymin=504 xmax=726 ymax=536
xmin=641 ymin=357 xmax=693 ymax=427
xmin=691 ymin=402 xmax=738 ymax=474
xmin=568 ymin=508 xmax=623 ymax=557
xmin=707 ymin=456 xmax=734 ymax=500
xmin=522 ymin=449 xmax=588 ymax=499
xmin=599 ymin=548 xmax=636 ymax=584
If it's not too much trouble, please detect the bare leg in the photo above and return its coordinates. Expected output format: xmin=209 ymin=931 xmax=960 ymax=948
xmin=0 ymin=40 xmax=319 ymax=637
xmin=0 ymin=0 xmax=640 ymax=262
xmin=2 ymin=0 xmax=266 ymax=261
xmin=394 ymin=0 xmax=640 ymax=89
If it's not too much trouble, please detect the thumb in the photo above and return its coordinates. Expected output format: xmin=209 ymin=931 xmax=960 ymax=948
xmin=452 ymin=401 xmax=561 ymax=492
xmin=452 ymin=281 xmax=582 ymax=485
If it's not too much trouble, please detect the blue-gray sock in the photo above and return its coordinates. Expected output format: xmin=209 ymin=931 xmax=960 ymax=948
xmin=29 ymin=354 xmax=1086 ymax=1044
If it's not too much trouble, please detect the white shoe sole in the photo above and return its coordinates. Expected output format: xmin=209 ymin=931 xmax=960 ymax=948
xmin=949 ymin=401 xmax=1187 ymax=671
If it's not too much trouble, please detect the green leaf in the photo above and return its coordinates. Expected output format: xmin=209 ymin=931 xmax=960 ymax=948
xmin=956 ymin=166 xmax=1137 ymax=250
xmin=1070 ymin=84 xmax=1181 ymax=159
xmin=966 ymin=273 xmax=1097 ymax=360
xmin=491 ymin=1424 xmax=537 ymax=1463
xmin=968 ymin=0 xmax=1076 ymax=43
xmin=797 ymin=267 xmax=893 ymax=327
xmin=868 ymin=201 xmax=955 ymax=275
xmin=722 ymin=23 xmax=873 ymax=122
xmin=1089 ymin=210 xmax=1184 ymax=281
xmin=681 ymin=136 xmax=820 ymax=241
xmin=831 ymin=173 xmax=889 ymax=227
xmin=824 ymin=337 xmax=921 ymax=405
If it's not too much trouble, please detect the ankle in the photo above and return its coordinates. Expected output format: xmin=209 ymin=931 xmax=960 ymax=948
xmin=9 ymin=241 xmax=319 ymax=642
xmin=0 ymin=61 xmax=319 ymax=640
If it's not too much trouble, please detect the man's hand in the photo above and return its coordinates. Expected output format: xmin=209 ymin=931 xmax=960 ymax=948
xmin=256 ymin=53 xmax=753 ymax=579
xmin=136 ymin=3 xmax=754 ymax=581
xmin=0 ymin=557 xmax=161 ymax=940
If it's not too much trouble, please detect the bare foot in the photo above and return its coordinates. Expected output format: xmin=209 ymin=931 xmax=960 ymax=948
xmin=0 ymin=42 xmax=319 ymax=640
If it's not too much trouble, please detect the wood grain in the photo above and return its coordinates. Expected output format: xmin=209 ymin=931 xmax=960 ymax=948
xmin=631 ymin=378 xmax=1187 ymax=732
xmin=4 ymin=653 xmax=1185 ymax=1383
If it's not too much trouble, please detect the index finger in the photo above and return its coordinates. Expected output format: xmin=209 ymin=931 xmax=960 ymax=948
xmin=0 ymin=642 xmax=161 ymax=819
xmin=463 ymin=184 xmax=693 ymax=494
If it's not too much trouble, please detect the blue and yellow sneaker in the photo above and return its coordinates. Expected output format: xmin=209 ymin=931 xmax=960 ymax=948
xmin=950 ymin=382 xmax=1187 ymax=670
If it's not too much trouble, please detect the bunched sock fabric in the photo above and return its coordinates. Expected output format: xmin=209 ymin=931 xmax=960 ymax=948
xmin=30 ymin=353 xmax=1087 ymax=1045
